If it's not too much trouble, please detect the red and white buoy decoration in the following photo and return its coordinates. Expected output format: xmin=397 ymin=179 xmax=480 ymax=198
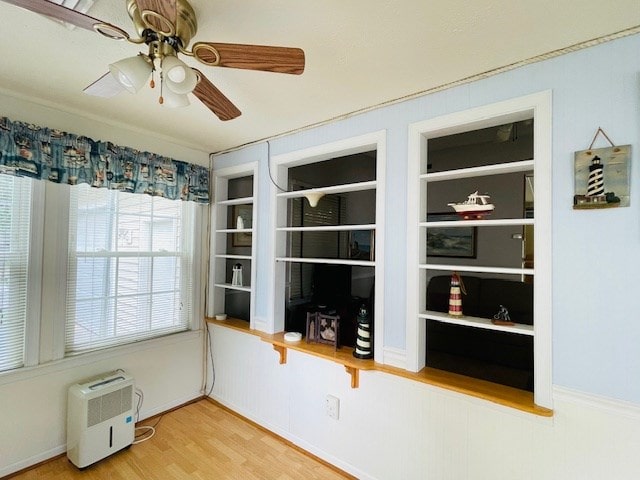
xmin=448 ymin=272 xmax=465 ymax=316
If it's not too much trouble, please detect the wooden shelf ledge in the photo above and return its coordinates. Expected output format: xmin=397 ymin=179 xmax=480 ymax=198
xmin=377 ymin=364 xmax=553 ymax=417
xmin=206 ymin=317 xmax=257 ymax=335
xmin=261 ymin=332 xmax=375 ymax=389
xmin=206 ymin=318 xmax=553 ymax=416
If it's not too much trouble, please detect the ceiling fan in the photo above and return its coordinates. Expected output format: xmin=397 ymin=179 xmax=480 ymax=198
xmin=1 ymin=0 xmax=306 ymax=121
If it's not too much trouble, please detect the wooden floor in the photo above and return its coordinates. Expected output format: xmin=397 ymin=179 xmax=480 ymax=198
xmin=10 ymin=399 xmax=352 ymax=480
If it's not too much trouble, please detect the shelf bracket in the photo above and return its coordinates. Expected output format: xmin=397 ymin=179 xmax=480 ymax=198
xmin=264 ymin=336 xmax=362 ymax=388
xmin=345 ymin=366 xmax=359 ymax=388
xmin=272 ymin=344 xmax=287 ymax=364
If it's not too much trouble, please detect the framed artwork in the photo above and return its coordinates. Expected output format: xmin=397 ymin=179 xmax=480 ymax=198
xmin=316 ymin=313 xmax=340 ymax=350
xmin=349 ymin=230 xmax=374 ymax=261
xmin=232 ymin=204 xmax=252 ymax=247
xmin=573 ymin=145 xmax=631 ymax=209
xmin=426 ymin=213 xmax=477 ymax=258
xmin=306 ymin=312 xmax=318 ymax=343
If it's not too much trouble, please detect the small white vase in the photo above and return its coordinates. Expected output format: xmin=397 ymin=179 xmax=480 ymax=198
xmin=231 ymin=264 xmax=243 ymax=287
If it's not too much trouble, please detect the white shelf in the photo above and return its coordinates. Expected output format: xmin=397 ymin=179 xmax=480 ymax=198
xmin=215 ymin=254 xmax=252 ymax=260
xmin=216 ymin=196 xmax=254 ymax=206
xmin=276 ymin=180 xmax=377 ymax=199
xmin=276 ymin=257 xmax=375 ymax=267
xmin=422 ymin=218 xmax=534 ymax=228
xmin=422 ymin=160 xmax=534 ymax=182
xmin=421 ymin=310 xmax=534 ymax=336
xmin=214 ymin=283 xmax=252 ymax=292
xmin=277 ymin=224 xmax=376 ymax=232
xmin=421 ymin=264 xmax=534 ymax=276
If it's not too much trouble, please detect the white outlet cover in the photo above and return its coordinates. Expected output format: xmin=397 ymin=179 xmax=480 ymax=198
xmin=326 ymin=394 xmax=340 ymax=420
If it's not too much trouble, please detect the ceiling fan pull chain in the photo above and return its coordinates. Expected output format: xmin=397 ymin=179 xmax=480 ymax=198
xmin=159 ymin=71 xmax=164 ymax=105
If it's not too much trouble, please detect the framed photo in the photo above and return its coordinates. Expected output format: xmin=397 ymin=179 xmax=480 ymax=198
xmin=349 ymin=230 xmax=375 ymax=261
xmin=306 ymin=312 xmax=318 ymax=343
xmin=232 ymin=204 xmax=252 ymax=247
xmin=426 ymin=213 xmax=476 ymax=258
xmin=316 ymin=313 xmax=340 ymax=350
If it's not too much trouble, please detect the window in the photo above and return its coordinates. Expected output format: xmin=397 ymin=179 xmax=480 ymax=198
xmin=64 ymin=185 xmax=197 ymax=354
xmin=0 ymin=176 xmax=33 ymax=372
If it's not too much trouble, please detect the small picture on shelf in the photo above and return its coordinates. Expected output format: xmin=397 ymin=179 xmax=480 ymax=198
xmin=426 ymin=213 xmax=476 ymax=258
xmin=349 ymin=230 xmax=374 ymax=261
xmin=306 ymin=312 xmax=318 ymax=343
xmin=232 ymin=204 xmax=252 ymax=247
xmin=317 ymin=313 xmax=340 ymax=350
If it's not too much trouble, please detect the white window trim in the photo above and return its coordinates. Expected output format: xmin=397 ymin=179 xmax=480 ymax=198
xmin=23 ymin=180 xmax=45 ymax=367
xmin=21 ymin=180 xmax=207 ymax=368
xmin=0 ymin=174 xmax=207 ymax=383
xmin=40 ymin=182 xmax=71 ymax=363
xmin=269 ymin=131 xmax=386 ymax=361
xmin=406 ymin=91 xmax=553 ymax=409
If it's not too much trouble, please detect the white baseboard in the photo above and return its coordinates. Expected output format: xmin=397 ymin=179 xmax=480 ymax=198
xmin=138 ymin=390 xmax=204 ymax=422
xmin=252 ymin=317 xmax=268 ymax=333
xmin=208 ymin=394 xmax=375 ymax=480
xmin=0 ymin=391 xmax=203 ymax=478
xmin=382 ymin=346 xmax=407 ymax=369
xmin=0 ymin=445 xmax=67 ymax=478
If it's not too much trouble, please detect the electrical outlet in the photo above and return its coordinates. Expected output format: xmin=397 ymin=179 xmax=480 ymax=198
xmin=326 ymin=394 xmax=340 ymax=420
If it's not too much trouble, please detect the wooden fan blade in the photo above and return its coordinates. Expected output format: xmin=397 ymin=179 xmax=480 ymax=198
xmin=192 ymin=69 xmax=241 ymax=122
xmin=1 ymin=0 xmax=116 ymax=32
xmin=192 ymin=42 xmax=305 ymax=75
xmin=134 ymin=0 xmax=177 ymax=36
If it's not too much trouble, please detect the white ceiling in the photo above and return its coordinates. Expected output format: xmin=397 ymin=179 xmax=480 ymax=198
xmin=0 ymin=1 xmax=638 ymax=154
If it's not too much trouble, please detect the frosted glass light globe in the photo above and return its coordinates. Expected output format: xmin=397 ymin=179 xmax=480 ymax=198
xmin=167 ymin=65 xmax=186 ymax=83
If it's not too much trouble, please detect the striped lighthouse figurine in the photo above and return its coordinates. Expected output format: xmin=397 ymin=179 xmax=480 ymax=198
xmin=448 ymin=272 xmax=465 ymax=316
xmin=353 ymin=304 xmax=373 ymax=359
xmin=587 ymin=155 xmax=605 ymax=198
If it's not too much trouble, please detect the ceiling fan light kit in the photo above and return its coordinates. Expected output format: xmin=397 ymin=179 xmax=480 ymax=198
xmin=108 ymin=54 xmax=152 ymax=93
xmin=161 ymin=85 xmax=190 ymax=107
xmin=162 ymin=55 xmax=198 ymax=94
xmin=3 ymin=0 xmax=305 ymax=121
xmin=109 ymin=38 xmax=197 ymax=106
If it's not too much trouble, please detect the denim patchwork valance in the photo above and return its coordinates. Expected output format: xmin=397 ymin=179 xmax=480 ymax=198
xmin=0 ymin=116 xmax=209 ymax=203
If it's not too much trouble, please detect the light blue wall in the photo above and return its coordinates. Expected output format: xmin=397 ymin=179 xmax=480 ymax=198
xmin=214 ymin=33 xmax=640 ymax=404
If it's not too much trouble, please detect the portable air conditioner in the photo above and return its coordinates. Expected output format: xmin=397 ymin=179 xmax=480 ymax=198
xmin=67 ymin=370 xmax=135 ymax=468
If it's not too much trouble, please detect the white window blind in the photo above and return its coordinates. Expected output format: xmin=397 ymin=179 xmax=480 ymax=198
xmin=65 ymin=185 xmax=195 ymax=354
xmin=0 ymin=175 xmax=32 ymax=372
